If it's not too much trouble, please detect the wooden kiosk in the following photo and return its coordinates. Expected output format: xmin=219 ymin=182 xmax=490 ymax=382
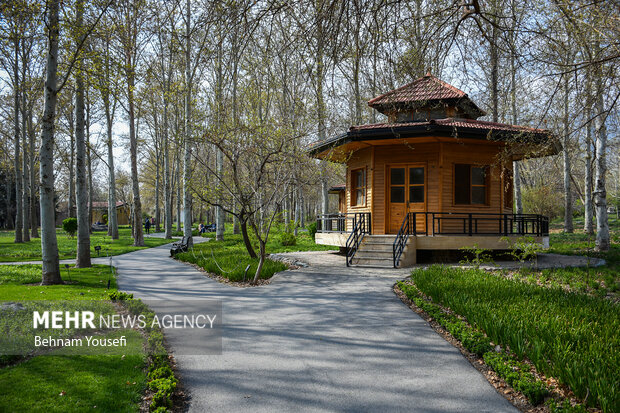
xmin=310 ymin=74 xmax=558 ymax=267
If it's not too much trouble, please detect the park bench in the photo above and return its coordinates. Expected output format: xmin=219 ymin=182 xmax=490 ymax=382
xmin=91 ymin=223 xmax=108 ymax=232
xmin=170 ymin=236 xmax=193 ymax=257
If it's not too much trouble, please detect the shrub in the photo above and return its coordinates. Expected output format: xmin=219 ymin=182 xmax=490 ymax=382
xmin=484 ymin=352 xmax=548 ymax=405
xmin=459 ymin=244 xmax=494 ymax=268
xmin=62 ymin=217 xmax=78 ymax=238
xmin=107 ymin=291 xmax=133 ymax=301
xmin=306 ymin=222 xmax=317 ymax=240
xmin=522 ymin=185 xmax=562 ymax=220
xmin=280 ymin=232 xmax=297 ymax=246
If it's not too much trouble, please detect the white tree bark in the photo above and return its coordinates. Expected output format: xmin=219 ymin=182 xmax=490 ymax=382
xmin=105 ymin=106 xmax=118 ymax=239
xmin=215 ymin=36 xmax=225 ymax=241
xmin=21 ymin=69 xmax=30 ymax=242
xmin=75 ymin=1 xmax=91 ymax=267
xmin=182 ymin=0 xmax=193 ymax=245
xmin=163 ymin=96 xmax=172 ymax=238
xmin=13 ymin=36 xmax=22 ymax=243
xmin=215 ymin=148 xmax=225 ymax=240
xmin=594 ymin=75 xmax=609 ymax=251
xmin=40 ymin=0 xmax=62 ymax=284
xmin=562 ymin=75 xmax=573 ymax=232
xmin=584 ymin=107 xmax=594 ymax=235
xmin=28 ymin=107 xmax=38 ymax=238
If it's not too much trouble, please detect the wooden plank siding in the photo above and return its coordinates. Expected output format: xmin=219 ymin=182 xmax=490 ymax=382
xmin=345 ymin=138 xmax=515 ymax=235
xmin=345 ymin=147 xmax=373 ymax=232
xmin=372 ymin=142 xmax=440 ymax=234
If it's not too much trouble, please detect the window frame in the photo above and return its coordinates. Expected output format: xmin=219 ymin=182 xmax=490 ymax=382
xmin=453 ymin=164 xmax=490 ymax=206
xmin=350 ymin=167 xmax=367 ymax=207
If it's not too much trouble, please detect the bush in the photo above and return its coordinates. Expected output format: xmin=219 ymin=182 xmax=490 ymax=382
xmin=108 ymin=291 xmax=133 ymax=301
xmin=522 ymin=185 xmax=562 ymax=220
xmin=280 ymin=232 xmax=297 ymax=246
xmin=306 ymin=222 xmax=317 ymax=241
xmin=62 ymin=217 xmax=78 ymax=238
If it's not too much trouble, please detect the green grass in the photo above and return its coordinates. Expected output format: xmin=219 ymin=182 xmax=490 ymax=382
xmin=0 ymin=264 xmax=118 ymax=300
xmin=530 ymin=232 xmax=620 ymax=296
xmin=176 ymin=226 xmax=333 ymax=282
xmin=0 ymin=264 xmax=148 ymax=412
xmin=0 ymin=334 xmax=146 ymax=412
xmin=408 ymin=265 xmax=619 ymax=413
xmin=0 ymin=227 xmax=171 ymax=262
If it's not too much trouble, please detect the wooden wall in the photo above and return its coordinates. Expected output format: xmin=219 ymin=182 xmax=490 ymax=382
xmin=345 ymin=138 xmax=514 ymax=234
xmin=345 ymin=147 xmax=373 ymax=232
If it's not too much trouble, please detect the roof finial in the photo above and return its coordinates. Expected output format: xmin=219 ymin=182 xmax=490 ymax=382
xmin=425 ymin=71 xmax=432 ymax=77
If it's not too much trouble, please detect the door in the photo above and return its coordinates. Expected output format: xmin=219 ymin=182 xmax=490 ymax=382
xmin=388 ymin=164 xmax=426 ymax=233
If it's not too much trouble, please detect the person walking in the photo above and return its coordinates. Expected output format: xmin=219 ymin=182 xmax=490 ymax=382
xmin=145 ymin=218 xmax=151 ymax=234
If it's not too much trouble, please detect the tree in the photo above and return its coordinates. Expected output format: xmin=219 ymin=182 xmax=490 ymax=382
xmin=74 ymin=0 xmax=91 ymax=267
xmin=114 ymin=0 xmax=148 ymax=246
xmin=39 ymin=0 xmax=62 ymax=284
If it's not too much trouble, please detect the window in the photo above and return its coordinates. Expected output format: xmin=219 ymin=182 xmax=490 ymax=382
xmin=454 ymin=164 xmax=489 ymax=205
xmin=390 ymin=167 xmax=405 ymax=203
xmin=351 ymin=168 xmax=366 ymax=206
xmin=409 ymin=167 xmax=424 ymax=203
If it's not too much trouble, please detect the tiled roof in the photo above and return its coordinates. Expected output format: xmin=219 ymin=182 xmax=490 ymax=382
xmin=91 ymin=201 xmax=126 ymax=208
xmin=368 ymin=74 xmax=468 ymax=107
xmin=349 ymin=118 xmax=548 ymax=134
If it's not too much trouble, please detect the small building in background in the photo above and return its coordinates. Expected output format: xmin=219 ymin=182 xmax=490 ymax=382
xmin=91 ymin=201 xmax=130 ymax=225
xmin=309 ymin=74 xmax=559 ymax=267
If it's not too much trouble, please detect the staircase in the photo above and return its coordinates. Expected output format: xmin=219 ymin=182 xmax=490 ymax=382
xmin=350 ymin=235 xmax=396 ymax=268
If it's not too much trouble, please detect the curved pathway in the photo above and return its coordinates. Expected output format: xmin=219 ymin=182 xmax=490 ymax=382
xmin=109 ymin=243 xmax=515 ymax=413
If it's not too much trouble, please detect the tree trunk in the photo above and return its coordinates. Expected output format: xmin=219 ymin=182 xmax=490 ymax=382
xmin=510 ymin=32 xmax=522 ymax=214
xmin=215 ymin=37 xmax=225 ymax=241
xmin=240 ymin=211 xmax=257 ymax=258
xmin=105 ymin=106 xmax=119 ymax=239
xmin=562 ymin=75 xmax=573 ymax=233
xmin=75 ymin=1 xmax=91 ymax=267
xmin=40 ymin=0 xmax=62 ymax=285
xmin=86 ymin=95 xmax=93 ymax=234
xmin=13 ymin=36 xmax=23 ymax=243
xmin=164 ymin=99 xmax=172 ymax=238
xmin=21 ymin=77 xmax=30 ymax=242
xmin=182 ymin=0 xmax=193 ymax=245
xmin=127 ymin=49 xmax=144 ymax=247
xmin=28 ymin=107 xmax=38 ymax=237
xmin=176 ymin=163 xmax=181 ymax=232
xmin=593 ymin=74 xmax=609 ymax=251
xmin=584 ymin=78 xmax=594 ymax=235
xmin=155 ymin=151 xmax=161 ymax=233
xmin=68 ymin=108 xmax=75 ymax=219
xmin=252 ymin=240 xmax=266 ymax=285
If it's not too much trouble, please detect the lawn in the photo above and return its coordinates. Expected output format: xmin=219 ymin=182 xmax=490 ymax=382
xmin=177 ymin=224 xmax=333 ymax=281
xmin=0 ymin=264 xmax=148 ymax=412
xmin=401 ymin=266 xmax=619 ymax=412
xmin=0 ymin=226 xmax=171 ymax=262
xmin=524 ymin=222 xmax=620 ymax=298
